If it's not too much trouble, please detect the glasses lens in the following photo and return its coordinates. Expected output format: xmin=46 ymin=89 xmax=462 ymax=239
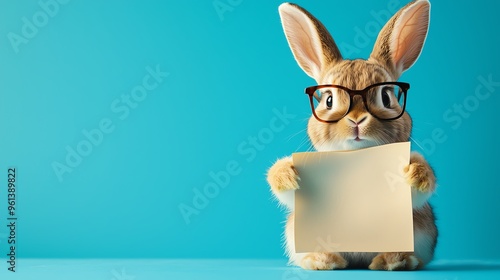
xmin=312 ymin=87 xmax=350 ymax=122
xmin=366 ymin=84 xmax=406 ymax=119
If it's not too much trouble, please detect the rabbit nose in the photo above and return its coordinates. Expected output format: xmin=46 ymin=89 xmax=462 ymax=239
xmin=347 ymin=115 xmax=368 ymax=126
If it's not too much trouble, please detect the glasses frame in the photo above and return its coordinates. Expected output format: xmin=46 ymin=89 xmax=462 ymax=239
xmin=305 ymin=82 xmax=410 ymax=123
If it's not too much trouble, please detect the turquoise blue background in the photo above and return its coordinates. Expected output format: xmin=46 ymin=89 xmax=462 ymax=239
xmin=0 ymin=0 xmax=498 ymax=263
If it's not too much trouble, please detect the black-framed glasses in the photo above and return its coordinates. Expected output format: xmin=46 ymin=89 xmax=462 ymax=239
xmin=305 ymin=82 xmax=410 ymax=123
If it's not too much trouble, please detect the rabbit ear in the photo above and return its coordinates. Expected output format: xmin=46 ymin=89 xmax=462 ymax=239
xmin=370 ymin=0 xmax=430 ymax=79
xmin=279 ymin=3 xmax=342 ymax=81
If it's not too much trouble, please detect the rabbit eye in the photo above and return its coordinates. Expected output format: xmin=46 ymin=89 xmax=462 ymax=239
xmin=381 ymin=87 xmax=392 ymax=108
xmin=322 ymin=90 xmax=333 ymax=109
xmin=326 ymin=96 xmax=333 ymax=109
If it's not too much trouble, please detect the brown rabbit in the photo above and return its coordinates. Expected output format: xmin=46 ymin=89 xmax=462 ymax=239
xmin=267 ymin=0 xmax=438 ymax=270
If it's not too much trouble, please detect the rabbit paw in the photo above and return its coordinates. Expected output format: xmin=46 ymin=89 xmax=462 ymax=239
xmin=267 ymin=157 xmax=300 ymax=193
xmin=300 ymin=252 xmax=348 ymax=270
xmin=369 ymin=252 xmax=422 ymax=271
xmin=404 ymin=153 xmax=436 ymax=193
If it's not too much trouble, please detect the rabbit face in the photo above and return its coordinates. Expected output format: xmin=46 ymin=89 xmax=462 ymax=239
xmin=308 ymin=59 xmax=412 ymax=151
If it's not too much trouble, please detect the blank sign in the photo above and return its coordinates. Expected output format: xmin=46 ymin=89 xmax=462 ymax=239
xmin=292 ymin=142 xmax=414 ymax=253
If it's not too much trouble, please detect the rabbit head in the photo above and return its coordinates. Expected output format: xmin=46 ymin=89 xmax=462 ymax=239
xmin=278 ymin=1 xmax=430 ymax=151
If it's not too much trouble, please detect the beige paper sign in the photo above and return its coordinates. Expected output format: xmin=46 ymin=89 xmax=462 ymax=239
xmin=292 ymin=142 xmax=414 ymax=253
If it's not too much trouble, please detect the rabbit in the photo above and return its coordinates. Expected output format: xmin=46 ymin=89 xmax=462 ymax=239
xmin=267 ymin=0 xmax=438 ymax=271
